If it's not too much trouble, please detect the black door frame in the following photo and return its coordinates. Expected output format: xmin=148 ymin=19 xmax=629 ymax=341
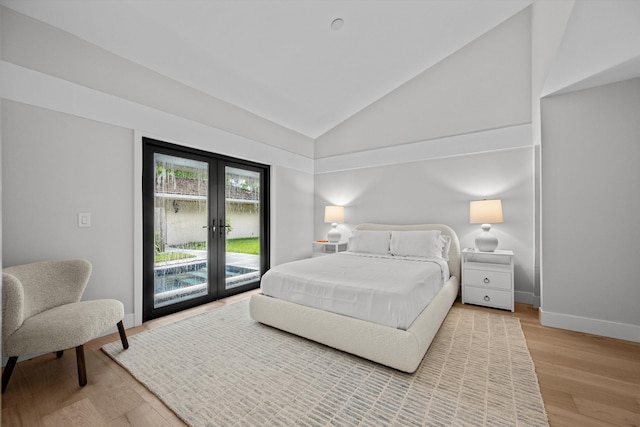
xmin=142 ymin=138 xmax=270 ymax=321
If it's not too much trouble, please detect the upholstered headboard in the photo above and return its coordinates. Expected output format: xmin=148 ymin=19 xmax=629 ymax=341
xmin=352 ymin=223 xmax=461 ymax=279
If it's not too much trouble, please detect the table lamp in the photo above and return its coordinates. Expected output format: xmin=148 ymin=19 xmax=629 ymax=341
xmin=470 ymin=199 xmax=503 ymax=252
xmin=324 ymin=206 xmax=344 ymax=243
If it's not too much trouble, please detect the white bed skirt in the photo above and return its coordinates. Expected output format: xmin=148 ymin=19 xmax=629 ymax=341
xmin=249 ymin=275 xmax=459 ymax=373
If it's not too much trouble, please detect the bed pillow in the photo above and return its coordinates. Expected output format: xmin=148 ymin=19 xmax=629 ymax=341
xmin=390 ymin=230 xmax=445 ymax=259
xmin=440 ymin=234 xmax=452 ymax=261
xmin=347 ymin=230 xmax=391 ymax=255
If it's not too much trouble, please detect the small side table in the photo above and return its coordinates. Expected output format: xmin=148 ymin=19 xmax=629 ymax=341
xmin=461 ymin=248 xmax=514 ymax=312
xmin=312 ymin=241 xmax=347 ymax=257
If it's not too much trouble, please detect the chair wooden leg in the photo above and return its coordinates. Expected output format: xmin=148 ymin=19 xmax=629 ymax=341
xmin=75 ymin=345 xmax=87 ymax=387
xmin=117 ymin=320 xmax=129 ymax=350
xmin=56 ymin=350 xmax=64 ymax=358
xmin=2 ymin=356 xmax=18 ymax=394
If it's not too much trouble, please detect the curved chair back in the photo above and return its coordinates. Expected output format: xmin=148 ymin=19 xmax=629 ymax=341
xmin=1 ymin=258 xmax=128 ymax=393
xmin=2 ymin=259 xmax=92 ymax=340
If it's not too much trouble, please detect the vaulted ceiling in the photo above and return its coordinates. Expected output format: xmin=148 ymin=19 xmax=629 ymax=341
xmin=2 ymin=0 xmax=639 ymax=139
xmin=542 ymin=0 xmax=640 ymax=97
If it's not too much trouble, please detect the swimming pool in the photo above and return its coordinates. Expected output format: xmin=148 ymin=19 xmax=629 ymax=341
xmin=154 ymin=261 xmax=259 ymax=308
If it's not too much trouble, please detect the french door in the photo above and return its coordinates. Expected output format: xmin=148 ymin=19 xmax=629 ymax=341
xmin=142 ymin=138 xmax=269 ymax=321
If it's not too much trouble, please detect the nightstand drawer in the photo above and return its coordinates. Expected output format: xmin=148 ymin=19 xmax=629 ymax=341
xmin=464 ymin=287 xmax=512 ymax=310
xmin=463 ymin=269 xmax=511 ymax=290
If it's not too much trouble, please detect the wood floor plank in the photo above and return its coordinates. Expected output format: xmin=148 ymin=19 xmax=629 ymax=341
xmin=537 ymin=371 xmax=640 ymax=416
xmin=537 ymin=386 xmax=577 ymax=413
xmin=42 ymin=398 xmax=109 ymax=427
xmin=1 ymin=401 xmax=44 ymax=427
xmin=3 ymin=291 xmax=639 ymax=427
xmin=84 ymin=381 xmax=147 ymax=423
xmin=573 ymin=396 xmax=640 ymax=427
xmin=107 ymin=402 xmax=175 ymax=427
xmin=543 ymin=364 xmax=640 ymax=400
xmin=521 ymin=325 xmax=640 ymax=362
xmin=546 ymin=405 xmax=621 ymax=427
xmin=530 ymin=344 xmax=640 ymax=384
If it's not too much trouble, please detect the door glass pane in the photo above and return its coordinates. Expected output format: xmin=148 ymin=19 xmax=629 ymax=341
xmin=153 ymin=153 xmax=209 ymax=308
xmin=224 ymin=166 xmax=261 ymax=290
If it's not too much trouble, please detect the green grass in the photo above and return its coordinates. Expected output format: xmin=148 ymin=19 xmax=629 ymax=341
xmin=154 ymin=252 xmax=196 ymax=263
xmin=226 ymin=237 xmax=260 ymax=255
xmin=175 ymin=241 xmax=206 ymax=250
xmin=157 ymin=237 xmax=260 ymax=260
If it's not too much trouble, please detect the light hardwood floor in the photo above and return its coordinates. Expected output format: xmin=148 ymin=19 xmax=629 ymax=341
xmin=2 ymin=291 xmax=639 ymax=426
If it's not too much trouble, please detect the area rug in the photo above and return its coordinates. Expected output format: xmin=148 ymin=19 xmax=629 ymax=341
xmin=103 ymin=301 xmax=548 ymax=426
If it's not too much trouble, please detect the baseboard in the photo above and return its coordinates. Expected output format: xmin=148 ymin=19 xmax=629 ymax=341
xmin=515 ymin=291 xmax=542 ymax=308
xmin=514 ymin=290 xmax=534 ymax=305
xmin=531 ymin=295 xmax=541 ymax=308
xmin=540 ymin=309 xmax=640 ymax=343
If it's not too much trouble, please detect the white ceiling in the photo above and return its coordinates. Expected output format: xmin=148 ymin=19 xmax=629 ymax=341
xmin=2 ymin=0 xmax=639 ymax=139
xmin=0 ymin=0 xmax=531 ymax=138
xmin=542 ymin=0 xmax=640 ymax=96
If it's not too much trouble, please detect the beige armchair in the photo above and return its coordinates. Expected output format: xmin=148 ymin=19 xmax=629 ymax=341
xmin=2 ymin=259 xmax=129 ymax=393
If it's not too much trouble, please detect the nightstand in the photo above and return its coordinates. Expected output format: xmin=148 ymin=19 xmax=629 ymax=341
xmin=461 ymin=248 xmax=514 ymax=312
xmin=312 ymin=241 xmax=347 ymax=257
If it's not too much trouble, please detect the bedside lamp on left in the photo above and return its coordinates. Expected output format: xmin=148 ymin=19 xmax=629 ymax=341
xmin=324 ymin=205 xmax=344 ymax=243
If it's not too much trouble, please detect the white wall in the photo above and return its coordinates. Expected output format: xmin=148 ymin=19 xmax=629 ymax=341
xmin=315 ymin=146 xmax=535 ymax=303
xmin=0 ymin=8 xmax=315 ymax=327
xmin=226 ymin=209 xmax=260 ymax=240
xmin=314 ymin=7 xmax=535 ymax=303
xmin=272 ymin=166 xmax=314 ymax=265
xmin=2 ymin=100 xmax=135 ymax=308
xmin=531 ymin=0 xmax=574 ymax=147
xmin=541 ymin=77 xmax=640 ymax=341
xmin=0 ymin=6 xmax=314 ymax=157
xmin=315 ymin=7 xmax=531 ymax=158
xmin=531 ymin=0 xmax=575 ymax=307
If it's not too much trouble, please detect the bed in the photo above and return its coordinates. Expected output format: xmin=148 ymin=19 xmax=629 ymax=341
xmin=249 ymin=223 xmax=461 ymax=373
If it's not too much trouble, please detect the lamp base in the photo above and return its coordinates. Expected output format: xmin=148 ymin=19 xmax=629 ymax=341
xmin=327 ymin=223 xmax=341 ymax=243
xmin=475 ymin=224 xmax=498 ymax=252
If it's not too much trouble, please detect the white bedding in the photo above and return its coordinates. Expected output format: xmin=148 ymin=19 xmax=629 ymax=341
xmin=260 ymin=252 xmax=449 ymax=330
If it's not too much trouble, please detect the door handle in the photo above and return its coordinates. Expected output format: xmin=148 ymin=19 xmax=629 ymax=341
xmin=202 ymin=222 xmax=216 ymax=237
xmin=219 ymin=218 xmax=229 ymax=237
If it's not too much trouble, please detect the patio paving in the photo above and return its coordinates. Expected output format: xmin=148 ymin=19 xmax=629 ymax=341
xmin=226 ymin=252 xmax=260 ymax=270
xmin=165 ymin=248 xmax=260 ymax=271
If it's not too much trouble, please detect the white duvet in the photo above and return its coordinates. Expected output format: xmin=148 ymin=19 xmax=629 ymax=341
xmin=260 ymin=252 xmax=449 ymax=330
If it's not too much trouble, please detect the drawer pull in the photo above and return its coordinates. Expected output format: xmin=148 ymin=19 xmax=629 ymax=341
xmin=483 ymin=277 xmax=490 ymax=284
xmin=484 ymin=295 xmax=491 ymax=301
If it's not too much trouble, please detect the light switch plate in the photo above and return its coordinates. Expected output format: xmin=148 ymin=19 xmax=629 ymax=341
xmin=78 ymin=212 xmax=91 ymax=227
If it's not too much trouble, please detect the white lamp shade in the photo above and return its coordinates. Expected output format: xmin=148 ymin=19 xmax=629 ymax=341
xmin=324 ymin=205 xmax=344 ymax=243
xmin=469 ymin=199 xmax=503 ymax=224
xmin=324 ymin=206 xmax=344 ymax=224
xmin=470 ymin=199 xmax=503 ymax=252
